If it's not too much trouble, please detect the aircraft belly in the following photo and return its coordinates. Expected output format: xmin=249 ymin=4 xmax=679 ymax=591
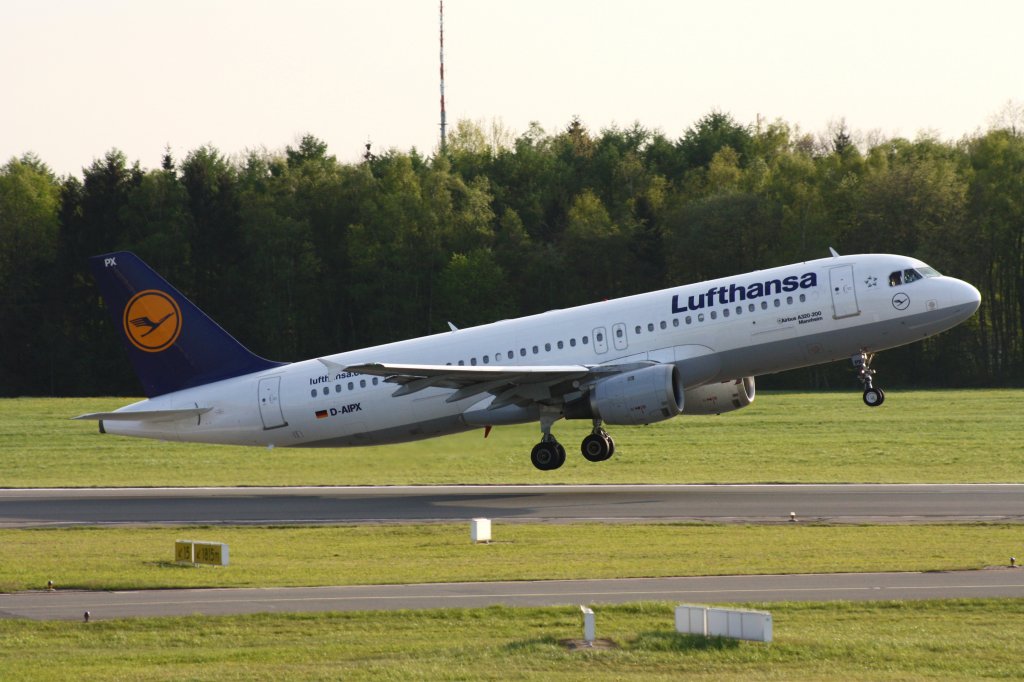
xmin=295 ymin=415 xmax=472 ymax=447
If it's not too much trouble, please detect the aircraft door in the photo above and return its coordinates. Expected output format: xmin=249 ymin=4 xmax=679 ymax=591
xmin=592 ymin=327 xmax=608 ymax=354
xmin=829 ymin=265 xmax=861 ymax=319
xmin=612 ymin=322 xmax=628 ymax=351
xmin=258 ymin=376 xmax=288 ymax=430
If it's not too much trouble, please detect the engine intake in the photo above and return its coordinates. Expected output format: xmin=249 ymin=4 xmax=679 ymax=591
xmin=565 ymin=364 xmax=685 ymax=425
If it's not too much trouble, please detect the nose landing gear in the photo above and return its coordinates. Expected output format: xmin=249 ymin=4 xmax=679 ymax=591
xmin=852 ymin=352 xmax=885 ymax=407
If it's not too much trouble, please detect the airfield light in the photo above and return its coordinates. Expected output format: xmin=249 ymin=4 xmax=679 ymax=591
xmin=789 ymin=512 xmax=797 ymax=522
xmin=83 ymin=611 xmax=90 ymax=623
xmin=1012 ymin=557 xmax=1017 ymax=567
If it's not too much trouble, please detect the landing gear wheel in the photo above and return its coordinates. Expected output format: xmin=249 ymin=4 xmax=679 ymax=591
xmin=581 ymin=432 xmax=613 ymax=462
xmin=531 ymin=441 xmax=565 ymax=470
xmin=862 ymin=387 xmax=885 ymax=407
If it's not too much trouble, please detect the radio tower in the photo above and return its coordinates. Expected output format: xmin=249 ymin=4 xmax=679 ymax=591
xmin=439 ymin=0 xmax=447 ymax=152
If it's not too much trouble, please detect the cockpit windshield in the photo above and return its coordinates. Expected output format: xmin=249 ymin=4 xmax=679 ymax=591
xmin=888 ymin=267 xmax=941 ymax=287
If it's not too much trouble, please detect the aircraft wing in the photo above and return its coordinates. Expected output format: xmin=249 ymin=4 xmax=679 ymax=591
xmin=324 ymin=359 xmax=650 ymax=409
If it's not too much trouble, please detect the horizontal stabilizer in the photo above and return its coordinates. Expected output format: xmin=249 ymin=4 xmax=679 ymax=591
xmin=72 ymin=407 xmax=212 ymax=422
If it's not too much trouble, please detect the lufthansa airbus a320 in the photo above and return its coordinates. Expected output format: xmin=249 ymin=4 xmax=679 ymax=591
xmin=76 ymin=250 xmax=980 ymax=470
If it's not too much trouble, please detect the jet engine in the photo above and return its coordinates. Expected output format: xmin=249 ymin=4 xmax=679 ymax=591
xmin=682 ymin=377 xmax=755 ymax=415
xmin=564 ymin=363 xmax=684 ymax=425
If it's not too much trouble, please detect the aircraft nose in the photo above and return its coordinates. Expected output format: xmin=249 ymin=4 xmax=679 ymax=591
xmin=957 ymin=279 xmax=982 ymax=314
xmin=945 ymin=277 xmax=981 ymax=320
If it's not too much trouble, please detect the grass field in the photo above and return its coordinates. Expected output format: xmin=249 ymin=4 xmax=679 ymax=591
xmin=2 ymin=600 xmax=1023 ymax=680
xmin=2 ymin=390 xmax=1022 ymax=486
xmin=2 ymin=523 xmax=1020 ymax=592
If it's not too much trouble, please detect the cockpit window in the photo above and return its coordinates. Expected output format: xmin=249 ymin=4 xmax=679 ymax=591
xmin=888 ymin=267 xmax=940 ymax=287
xmin=902 ymin=268 xmax=922 ymax=284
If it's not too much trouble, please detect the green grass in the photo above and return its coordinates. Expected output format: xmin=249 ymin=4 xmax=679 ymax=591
xmin=2 ymin=390 xmax=1022 ymax=486
xmin=2 ymin=523 xmax=1019 ymax=592
xmin=2 ymin=600 xmax=1023 ymax=680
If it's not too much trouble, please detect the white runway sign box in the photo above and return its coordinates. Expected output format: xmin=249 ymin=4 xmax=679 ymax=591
xmin=675 ymin=604 xmax=772 ymax=642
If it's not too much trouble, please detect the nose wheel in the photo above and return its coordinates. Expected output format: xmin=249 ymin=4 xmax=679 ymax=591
xmin=852 ymin=352 xmax=885 ymax=407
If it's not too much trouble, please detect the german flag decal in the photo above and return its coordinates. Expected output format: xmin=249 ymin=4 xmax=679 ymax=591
xmin=315 ymin=410 xmax=328 ymax=419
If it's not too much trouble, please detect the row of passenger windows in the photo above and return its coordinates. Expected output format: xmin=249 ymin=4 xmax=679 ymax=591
xmin=445 ymin=293 xmax=809 ymax=367
xmin=313 ymin=292 xmax=812 ymax=396
xmin=310 ymin=377 xmax=379 ymax=398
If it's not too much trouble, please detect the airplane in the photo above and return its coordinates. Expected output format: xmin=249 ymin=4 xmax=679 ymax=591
xmin=75 ymin=250 xmax=980 ymax=470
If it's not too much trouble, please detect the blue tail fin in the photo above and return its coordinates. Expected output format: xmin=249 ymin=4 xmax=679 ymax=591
xmin=90 ymin=252 xmax=285 ymax=397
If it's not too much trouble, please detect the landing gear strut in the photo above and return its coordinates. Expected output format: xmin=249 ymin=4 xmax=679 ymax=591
xmin=852 ymin=352 xmax=885 ymax=407
xmin=581 ymin=420 xmax=615 ymax=462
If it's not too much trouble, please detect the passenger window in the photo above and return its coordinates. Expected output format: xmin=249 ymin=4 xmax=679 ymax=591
xmin=372 ymin=378 xmax=378 ymax=385
xmin=532 ymin=346 xmax=539 ymax=354
xmin=545 ymin=343 xmax=551 ymax=352
xmin=723 ymin=309 xmax=730 ymax=318
xmin=660 ymin=321 xmax=667 ymax=330
xmin=483 ymin=356 xmax=490 ymax=364
xmin=520 ymin=348 xmax=526 ymax=357
xmin=736 ymin=306 xmax=742 ymax=315
xmin=322 ymin=387 xmax=329 ymax=396
xmin=508 ymin=351 xmax=514 ymax=359
xmin=647 ymin=323 xmax=655 ymax=332
xmin=774 ymin=299 xmax=781 ymax=308
xmin=458 ymin=360 xmax=465 ymax=366
xmin=557 ymin=340 xmax=564 ymax=349
xmin=582 ymin=336 xmax=589 ymax=344
xmin=685 ymin=316 xmax=692 ymax=324
xmin=799 ymin=294 xmax=806 ymax=303
xmin=635 ymin=325 xmax=641 ymax=334
xmin=748 ymin=303 xmax=755 ymax=312
xmin=710 ymin=311 xmax=717 ymax=320
xmin=359 ymin=380 xmax=366 ymax=388
xmin=335 ymin=385 xmax=341 ymax=393
xmin=698 ymin=313 xmax=705 ymax=322
xmin=761 ymin=301 xmax=768 ymax=310
xmin=570 ymin=338 xmax=577 ymax=347
xmin=310 ymin=389 xmax=317 ymax=398
xmin=470 ymin=358 xmax=477 ymax=365
xmin=786 ymin=296 xmax=793 ymax=305
xmin=889 ymin=271 xmax=903 ymax=287
xmin=348 ymin=382 xmax=354 ymax=390
xmin=673 ymin=319 xmax=679 ymax=327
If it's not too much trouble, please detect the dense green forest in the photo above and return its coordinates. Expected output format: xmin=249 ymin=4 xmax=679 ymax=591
xmin=1 ymin=112 xmax=1021 ymax=396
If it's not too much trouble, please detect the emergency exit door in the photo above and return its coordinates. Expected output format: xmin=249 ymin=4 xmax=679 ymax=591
xmin=258 ymin=376 xmax=287 ymax=430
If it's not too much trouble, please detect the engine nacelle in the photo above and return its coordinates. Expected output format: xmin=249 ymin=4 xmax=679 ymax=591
xmin=565 ymin=364 xmax=684 ymax=425
xmin=682 ymin=377 xmax=755 ymax=415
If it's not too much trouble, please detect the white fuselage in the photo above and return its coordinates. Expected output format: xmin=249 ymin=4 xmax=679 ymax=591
xmin=102 ymin=253 xmax=981 ymax=447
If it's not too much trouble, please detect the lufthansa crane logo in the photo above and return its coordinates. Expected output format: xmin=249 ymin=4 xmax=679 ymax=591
xmin=123 ymin=290 xmax=182 ymax=352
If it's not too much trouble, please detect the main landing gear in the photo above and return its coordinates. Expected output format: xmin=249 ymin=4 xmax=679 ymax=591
xmin=852 ymin=351 xmax=885 ymax=407
xmin=530 ymin=414 xmax=616 ymax=471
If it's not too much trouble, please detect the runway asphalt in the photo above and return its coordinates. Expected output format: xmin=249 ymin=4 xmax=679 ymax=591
xmin=4 ymin=485 xmax=1022 ymax=621
xmin=2 ymin=484 xmax=1023 ymax=528
xmin=3 ymin=570 xmax=1022 ymax=621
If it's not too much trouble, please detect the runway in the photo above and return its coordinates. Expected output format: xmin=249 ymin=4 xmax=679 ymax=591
xmin=3 ymin=570 xmax=1022 ymax=621
xmin=2 ymin=484 xmax=1023 ymax=528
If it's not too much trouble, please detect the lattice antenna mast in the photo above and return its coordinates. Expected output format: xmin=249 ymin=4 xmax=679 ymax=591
xmin=439 ymin=1 xmax=447 ymax=152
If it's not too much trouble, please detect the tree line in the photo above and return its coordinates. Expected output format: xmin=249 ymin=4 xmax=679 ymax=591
xmin=1 ymin=112 xmax=1021 ymax=397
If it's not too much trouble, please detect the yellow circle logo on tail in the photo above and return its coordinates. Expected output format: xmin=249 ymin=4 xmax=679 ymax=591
xmin=123 ymin=290 xmax=182 ymax=352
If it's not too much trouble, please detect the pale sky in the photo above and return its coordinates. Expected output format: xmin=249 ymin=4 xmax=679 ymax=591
xmin=3 ymin=0 xmax=1021 ymax=177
